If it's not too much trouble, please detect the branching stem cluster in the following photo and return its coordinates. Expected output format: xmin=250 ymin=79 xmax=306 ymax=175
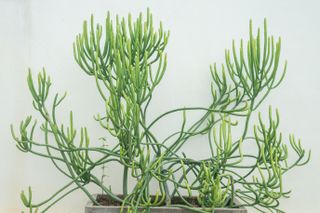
xmin=12 ymin=10 xmax=310 ymax=213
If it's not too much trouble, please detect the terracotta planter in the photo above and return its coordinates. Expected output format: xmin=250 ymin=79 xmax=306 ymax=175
xmin=85 ymin=195 xmax=247 ymax=213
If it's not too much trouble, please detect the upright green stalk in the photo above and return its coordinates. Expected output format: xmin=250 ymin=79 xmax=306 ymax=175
xmin=123 ymin=166 xmax=128 ymax=196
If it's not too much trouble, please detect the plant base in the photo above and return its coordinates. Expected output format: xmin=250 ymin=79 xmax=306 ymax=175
xmin=85 ymin=195 xmax=247 ymax=213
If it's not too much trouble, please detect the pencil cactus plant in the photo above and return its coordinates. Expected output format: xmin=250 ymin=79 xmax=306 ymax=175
xmin=12 ymin=9 xmax=310 ymax=213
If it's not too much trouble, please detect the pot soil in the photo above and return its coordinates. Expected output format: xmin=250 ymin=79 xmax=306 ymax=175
xmin=85 ymin=194 xmax=247 ymax=213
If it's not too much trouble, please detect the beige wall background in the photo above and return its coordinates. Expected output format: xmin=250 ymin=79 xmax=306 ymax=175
xmin=1 ymin=0 xmax=319 ymax=212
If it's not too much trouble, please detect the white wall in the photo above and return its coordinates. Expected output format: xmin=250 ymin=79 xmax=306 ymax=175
xmin=0 ymin=0 xmax=319 ymax=212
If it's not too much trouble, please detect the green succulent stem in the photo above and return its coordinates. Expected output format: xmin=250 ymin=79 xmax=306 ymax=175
xmin=12 ymin=10 xmax=310 ymax=213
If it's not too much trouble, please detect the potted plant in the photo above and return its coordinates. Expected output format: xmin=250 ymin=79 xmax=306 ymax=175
xmin=12 ymin=9 xmax=310 ymax=213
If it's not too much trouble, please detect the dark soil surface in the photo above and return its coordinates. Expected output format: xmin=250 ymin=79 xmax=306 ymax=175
xmin=95 ymin=194 xmax=200 ymax=207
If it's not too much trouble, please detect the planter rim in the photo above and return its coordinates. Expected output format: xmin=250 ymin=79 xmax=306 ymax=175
xmin=85 ymin=194 xmax=247 ymax=212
